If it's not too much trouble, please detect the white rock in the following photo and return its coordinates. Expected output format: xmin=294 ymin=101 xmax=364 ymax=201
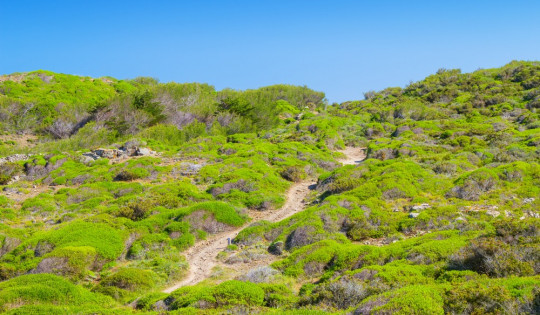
xmin=409 ymin=212 xmax=420 ymax=218
xmin=136 ymin=148 xmax=152 ymax=156
xmin=80 ymin=156 xmax=95 ymax=165
xmin=486 ymin=210 xmax=500 ymax=217
xmin=411 ymin=203 xmax=431 ymax=211
xmin=526 ymin=211 xmax=540 ymax=219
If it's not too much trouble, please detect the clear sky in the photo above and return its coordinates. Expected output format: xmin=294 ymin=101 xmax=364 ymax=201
xmin=1 ymin=0 xmax=540 ymax=102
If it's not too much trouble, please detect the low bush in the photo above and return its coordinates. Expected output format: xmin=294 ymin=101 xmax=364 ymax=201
xmin=0 ymin=274 xmax=114 ymax=312
xmin=212 ymin=280 xmax=265 ymax=307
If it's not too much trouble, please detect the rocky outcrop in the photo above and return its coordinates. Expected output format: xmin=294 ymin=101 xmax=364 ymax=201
xmin=0 ymin=154 xmax=32 ymax=165
xmin=82 ymin=142 xmax=157 ymax=162
xmin=463 ymin=205 xmax=501 ymax=217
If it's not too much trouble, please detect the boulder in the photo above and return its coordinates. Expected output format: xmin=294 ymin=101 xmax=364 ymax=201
xmin=153 ymin=300 xmax=169 ymax=311
xmin=409 ymin=212 xmax=421 ymax=218
xmin=80 ymin=154 xmax=97 ymax=164
xmin=94 ymin=148 xmax=118 ymax=159
xmin=30 ymin=257 xmax=70 ymax=276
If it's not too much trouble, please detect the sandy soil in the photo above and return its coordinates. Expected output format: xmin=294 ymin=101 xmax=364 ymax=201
xmin=162 ymin=147 xmax=365 ymax=293
xmin=336 ymin=147 xmax=366 ymax=165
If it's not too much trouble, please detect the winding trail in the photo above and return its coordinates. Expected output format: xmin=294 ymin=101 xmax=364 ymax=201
xmin=162 ymin=147 xmax=365 ymax=293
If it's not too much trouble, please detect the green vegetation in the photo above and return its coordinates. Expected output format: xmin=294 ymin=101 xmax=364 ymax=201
xmin=0 ymin=61 xmax=538 ymax=313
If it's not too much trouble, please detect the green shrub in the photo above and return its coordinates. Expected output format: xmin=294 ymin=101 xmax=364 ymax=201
xmin=95 ymin=268 xmax=158 ymax=300
xmin=0 ymin=274 xmax=114 ymax=312
xmin=0 ymin=163 xmax=22 ymax=185
xmin=40 ymin=221 xmax=125 ymax=260
xmin=117 ymin=199 xmax=154 ymax=221
xmin=176 ymin=201 xmax=246 ymax=227
xmin=114 ymin=168 xmax=150 ymax=181
xmin=280 ymin=166 xmax=305 ymax=182
xmin=42 ymin=246 xmax=98 ymax=280
xmin=356 ymin=285 xmax=444 ymax=314
xmin=212 ymin=280 xmax=265 ymax=307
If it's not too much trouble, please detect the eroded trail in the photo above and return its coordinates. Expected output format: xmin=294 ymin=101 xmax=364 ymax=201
xmin=337 ymin=146 xmax=367 ymax=165
xmin=162 ymin=147 xmax=365 ymax=293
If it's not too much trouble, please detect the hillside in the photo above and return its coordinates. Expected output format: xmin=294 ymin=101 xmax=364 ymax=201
xmin=0 ymin=61 xmax=538 ymax=314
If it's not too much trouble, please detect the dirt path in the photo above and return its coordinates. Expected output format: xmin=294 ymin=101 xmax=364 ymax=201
xmin=337 ymin=147 xmax=366 ymax=165
xmin=162 ymin=147 xmax=365 ymax=293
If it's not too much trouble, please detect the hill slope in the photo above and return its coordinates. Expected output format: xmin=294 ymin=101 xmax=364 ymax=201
xmin=0 ymin=61 xmax=538 ymax=314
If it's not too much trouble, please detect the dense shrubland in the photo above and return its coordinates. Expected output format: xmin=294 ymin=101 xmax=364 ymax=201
xmin=0 ymin=61 xmax=538 ymax=313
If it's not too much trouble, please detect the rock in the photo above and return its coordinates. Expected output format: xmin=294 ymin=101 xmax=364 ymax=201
xmin=525 ymin=211 xmax=540 ymax=219
xmin=523 ymin=198 xmax=535 ymax=204
xmin=153 ymin=300 xmax=169 ymax=311
xmin=2 ymin=187 xmax=19 ymax=194
xmin=94 ymin=148 xmax=118 ymax=159
xmin=486 ymin=209 xmax=501 ymax=217
xmin=7 ymin=175 xmax=20 ymax=184
xmin=136 ymin=147 xmax=153 ymax=156
xmin=71 ymin=174 xmax=91 ymax=185
xmin=410 ymin=203 xmax=431 ymax=211
xmin=463 ymin=204 xmax=500 ymax=217
xmin=82 ymin=152 xmax=99 ymax=161
xmin=30 ymin=257 xmax=69 ymax=275
xmin=175 ymin=162 xmax=204 ymax=176
xmin=86 ymin=145 xmax=156 ymax=160
xmin=463 ymin=204 xmax=498 ymax=213
xmin=409 ymin=212 xmax=421 ymax=218
xmin=123 ymin=140 xmax=146 ymax=150
xmin=119 ymin=141 xmax=147 ymax=156
xmin=0 ymin=154 xmax=32 ymax=165
xmin=268 ymin=241 xmax=284 ymax=255
xmin=455 ymin=216 xmax=467 ymax=222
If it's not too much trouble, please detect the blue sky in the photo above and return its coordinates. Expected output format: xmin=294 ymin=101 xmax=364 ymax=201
xmin=1 ymin=0 xmax=540 ymax=102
